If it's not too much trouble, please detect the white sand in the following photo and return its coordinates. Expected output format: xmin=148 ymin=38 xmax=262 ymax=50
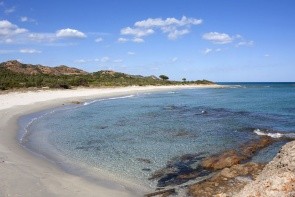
xmin=0 ymin=85 xmax=221 ymax=197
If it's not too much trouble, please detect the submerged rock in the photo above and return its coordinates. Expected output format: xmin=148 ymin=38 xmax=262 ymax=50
xmin=201 ymin=136 xmax=275 ymax=171
xmin=201 ymin=150 xmax=245 ymax=170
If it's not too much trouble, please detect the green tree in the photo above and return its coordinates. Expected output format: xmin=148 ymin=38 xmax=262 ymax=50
xmin=182 ymin=78 xmax=186 ymax=82
xmin=159 ymin=75 xmax=169 ymax=81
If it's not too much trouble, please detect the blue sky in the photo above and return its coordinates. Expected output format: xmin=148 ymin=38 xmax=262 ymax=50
xmin=0 ymin=0 xmax=294 ymax=82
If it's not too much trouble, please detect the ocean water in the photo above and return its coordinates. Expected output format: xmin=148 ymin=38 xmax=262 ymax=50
xmin=20 ymin=83 xmax=295 ymax=189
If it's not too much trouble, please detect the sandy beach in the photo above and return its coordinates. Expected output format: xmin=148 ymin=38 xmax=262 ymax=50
xmin=0 ymin=85 xmax=220 ymax=197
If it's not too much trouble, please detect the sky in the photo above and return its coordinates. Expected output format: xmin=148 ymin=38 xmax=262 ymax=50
xmin=0 ymin=0 xmax=295 ymax=82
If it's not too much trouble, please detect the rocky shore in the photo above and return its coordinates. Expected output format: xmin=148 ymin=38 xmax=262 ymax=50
xmin=146 ymin=136 xmax=295 ymax=197
xmin=235 ymin=140 xmax=295 ymax=197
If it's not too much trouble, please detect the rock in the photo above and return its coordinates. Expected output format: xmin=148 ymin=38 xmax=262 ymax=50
xmin=188 ymin=162 xmax=265 ymax=197
xmin=235 ymin=141 xmax=295 ymax=197
xmin=144 ymin=188 xmax=176 ymax=197
xmin=201 ymin=150 xmax=245 ymax=170
xmin=137 ymin=158 xmax=152 ymax=164
xmin=201 ymin=137 xmax=275 ymax=171
xmin=241 ymin=136 xmax=274 ymax=157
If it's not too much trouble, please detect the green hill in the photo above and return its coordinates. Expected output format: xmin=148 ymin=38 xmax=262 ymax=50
xmin=0 ymin=60 xmax=214 ymax=90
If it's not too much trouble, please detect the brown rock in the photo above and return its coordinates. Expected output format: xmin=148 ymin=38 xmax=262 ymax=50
xmin=201 ymin=150 xmax=245 ymax=170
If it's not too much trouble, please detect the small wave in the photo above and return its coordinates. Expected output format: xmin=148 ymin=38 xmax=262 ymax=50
xmin=83 ymin=95 xmax=135 ymax=106
xmin=167 ymin=91 xmax=177 ymax=94
xmin=253 ymin=129 xmax=295 ymax=139
xmin=83 ymin=100 xmax=99 ymax=106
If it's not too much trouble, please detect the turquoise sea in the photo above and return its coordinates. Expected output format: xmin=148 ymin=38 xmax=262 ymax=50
xmin=19 ymin=83 xmax=295 ymax=190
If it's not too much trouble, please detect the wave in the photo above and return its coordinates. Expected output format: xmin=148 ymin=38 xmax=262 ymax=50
xmin=253 ymin=129 xmax=295 ymax=139
xmin=83 ymin=95 xmax=135 ymax=106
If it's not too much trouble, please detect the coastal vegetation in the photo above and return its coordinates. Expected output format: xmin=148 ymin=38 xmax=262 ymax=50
xmin=0 ymin=60 xmax=214 ymax=90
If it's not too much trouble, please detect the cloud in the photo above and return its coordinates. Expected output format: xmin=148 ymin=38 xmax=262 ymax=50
xmin=5 ymin=6 xmax=15 ymax=14
xmin=0 ymin=20 xmax=27 ymax=37
xmin=100 ymin=56 xmax=110 ymax=62
xmin=20 ymin=16 xmax=28 ymax=22
xmin=237 ymin=40 xmax=254 ymax=47
xmin=121 ymin=27 xmax=154 ymax=37
xmin=20 ymin=16 xmax=36 ymax=23
xmin=264 ymin=54 xmax=270 ymax=57
xmin=75 ymin=59 xmax=87 ymax=63
xmin=202 ymin=32 xmax=234 ymax=44
xmin=172 ymin=57 xmax=178 ymax=62
xmin=134 ymin=16 xmax=202 ymax=28
xmin=132 ymin=37 xmax=144 ymax=43
xmin=203 ymin=48 xmax=222 ymax=55
xmin=118 ymin=37 xmax=128 ymax=43
xmin=127 ymin=51 xmax=135 ymax=55
xmin=56 ymin=28 xmax=86 ymax=39
xmin=120 ymin=16 xmax=202 ymax=42
xmin=19 ymin=48 xmax=41 ymax=54
xmin=95 ymin=37 xmax=103 ymax=42
xmin=28 ymin=33 xmax=56 ymax=42
xmin=203 ymin=48 xmax=213 ymax=55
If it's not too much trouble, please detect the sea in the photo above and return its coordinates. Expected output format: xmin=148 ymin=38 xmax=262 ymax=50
xmin=18 ymin=82 xmax=295 ymax=190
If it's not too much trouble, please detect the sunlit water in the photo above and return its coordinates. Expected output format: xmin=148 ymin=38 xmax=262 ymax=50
xmin=20 ymin=83 xmax=295 ymax=189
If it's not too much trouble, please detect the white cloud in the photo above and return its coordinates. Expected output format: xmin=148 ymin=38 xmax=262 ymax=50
xmin=202 ymin=32 xmax=234 ymax=44
xmin=5 ymin=7 xmax=15 ymax=14
xmin=95 ymin=37 xmax=103 ymax=42
xmin=5 ymin=38 xmax=13 ymax=43
xmin=134 ymin=16 xmax=202 ymax=28
xmin=127 ymin=51 xmax=135 ymax=55
xmin=166 ymin=28 xmax=189 ymax=40
xmin=264 ymin=54 xmax=270 ymax=57
xmin=100 ymin=56 xmax=110 ymax=62
xmin=0 ymin=1 xmax=4 ymax=6
xmin=237 ymin=40 xmax=254 ymax=47
xmin=203 ymin=48 xmax=222 ymax=55
xmin=121 ymin=27 xmax=154 ymax=37
xmin=20 ymin=16 xmax=36 ymax=23
xmin=56 ymin=28 xmax=86 ymax=39
xmin=120 ymin=16 xmax=202 ymax=41
xmin=172 ymin=57 xmax=178 ymax=62
xmin=20 ymin=16 xmax=28 ymax=22
xmin=19 ymin=48 xmax=41 ymax=54
xmin=75 ymin=59 xmax=87 ymax=63
xmin=132 ymin=37 xmax=144 ymax=43
xmin=203 ymin=48 xmax=213 ymax=55
xmin=28 ymin=33 xmax=56 ymax=42
xmin=118 ymin=37 xmax=128 ymax=43
xmin=0 ymin=20 xmax=27 ymax=37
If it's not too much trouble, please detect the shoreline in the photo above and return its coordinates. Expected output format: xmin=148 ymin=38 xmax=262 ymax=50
xmin=0 ymin=84 xmax=221 ymax=197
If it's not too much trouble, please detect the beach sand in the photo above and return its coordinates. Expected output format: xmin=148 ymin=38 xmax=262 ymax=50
xmin=0 ymin=85 xmax=221 ymax=197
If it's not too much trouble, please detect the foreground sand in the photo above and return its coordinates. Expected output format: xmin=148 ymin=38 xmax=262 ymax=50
xmin=0 ymin=85 xmax=221 ymax=197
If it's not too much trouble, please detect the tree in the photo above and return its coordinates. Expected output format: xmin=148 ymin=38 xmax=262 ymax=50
xmin=159 ymin=75 xmax=169 ymax=81
xmin=182 ymin=78 xmax=186 ymax=82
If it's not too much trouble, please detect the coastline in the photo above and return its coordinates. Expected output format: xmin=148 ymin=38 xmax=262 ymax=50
xmin=0 ymin=84 xmax=220 ymax=197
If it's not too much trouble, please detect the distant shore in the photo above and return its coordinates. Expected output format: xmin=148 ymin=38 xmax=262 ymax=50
xmin=0 ymin=84 xmax=222 ymax=197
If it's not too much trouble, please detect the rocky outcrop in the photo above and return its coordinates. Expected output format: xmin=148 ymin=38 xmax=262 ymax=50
xmin=201 ymin=136 xmax=274 ymax=171
xmin=235 ymin=140 xmax=295 ymax=197
xmin=188 ymin=162 xmax=265 ymax=197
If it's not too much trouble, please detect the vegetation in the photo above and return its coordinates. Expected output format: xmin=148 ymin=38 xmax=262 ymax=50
xmin=0 ymin=61 xmax=214 ymax=91
xmin=159 ymin=75 xmax=169 ymax=81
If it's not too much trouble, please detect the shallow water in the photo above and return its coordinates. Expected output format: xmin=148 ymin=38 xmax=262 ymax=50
xmin=20 ymin=83 xmax=295 ymax=189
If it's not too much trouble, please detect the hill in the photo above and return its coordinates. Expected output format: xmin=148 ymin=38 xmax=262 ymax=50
xmin=1 ymin=60 xmax=87 ymax=75
xmin=0 ymin=60 xmax=214 ymax=90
